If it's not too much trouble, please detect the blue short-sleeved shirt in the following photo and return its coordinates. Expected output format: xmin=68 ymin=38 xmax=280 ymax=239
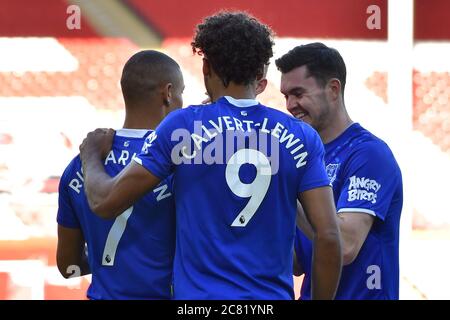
xmin=135 ymin=96 xmax=330 ymax=299
xmin=295 ymin=123 xmax=403 ymax=300
xmin=57 ymin=129 xmax=176 ymax=300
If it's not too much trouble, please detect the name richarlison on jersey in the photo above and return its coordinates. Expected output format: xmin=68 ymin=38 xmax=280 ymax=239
xmin=68 ymin=149 xmax=137 ymax=194
xmin=170 ymin=116 xmax=308 ymax=169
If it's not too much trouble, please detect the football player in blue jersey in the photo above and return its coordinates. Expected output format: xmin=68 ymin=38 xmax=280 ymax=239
xmin=56 ymin=50 xmax=184 ymax=299
xmin=276 ymin=42 xmax=403 ymax=299
xmin=79 ymin=12 xmax=341 ymax=300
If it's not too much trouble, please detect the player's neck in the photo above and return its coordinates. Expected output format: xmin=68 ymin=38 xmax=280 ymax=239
xmin=320 ymin=107 xmax=353 ymax=144
xmin=211 ymin=82 xmax=257 ymax=101
xmin=123 ymin=104 xmax=163 ymax=130
xmin=122 ymin=116 xmax=161 ymax=131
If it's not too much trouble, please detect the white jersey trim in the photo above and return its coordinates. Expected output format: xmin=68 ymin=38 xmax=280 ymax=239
xmin=224 ymin=96 xmax=259 ymax=108
xmin=116 ymin=129 xmax=150 ymax=138
xmin=337 ymin=208 xmax=376 ymax=217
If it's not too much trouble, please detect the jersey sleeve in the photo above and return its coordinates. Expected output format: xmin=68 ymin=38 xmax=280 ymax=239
xmin=56 ymin=161 xmax=81 ymax=229
xmin=336 ymin=141 xmax=400 ymax=221
xmin=297 ymin=126 xmax=331 ymax=193
xmin=134 ymin=109 xmax=185 ymax=180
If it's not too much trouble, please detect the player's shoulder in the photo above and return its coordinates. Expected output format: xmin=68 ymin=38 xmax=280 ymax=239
xmin=113 ymin=129 xmax=151 ymax=149
xmin=352 ymin=126 xmax=394 ymax=157
xmin=258 ymin=103 xmax=289 ymax=118
xmin=184 ymin=101 xmax=220 ymax=115
xmin=163 ymin=102 xmax=225 ymax=125
xmin=348 ymin=125 xmax=400 ymax=171
xmin=114 ymin=129 xmax=152 ymax=140
xmin=60 ymin=154 xmax=82 ymax=184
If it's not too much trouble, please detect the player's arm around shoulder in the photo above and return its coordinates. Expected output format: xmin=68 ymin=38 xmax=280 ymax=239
xmin=79 ymin=128 xmax=161 ymax=219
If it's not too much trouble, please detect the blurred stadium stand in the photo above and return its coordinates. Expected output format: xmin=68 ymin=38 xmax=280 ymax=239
xmin=0 ymin=0 xmax=449 ymax=299
xmin=0 ymin=38 xmax=137 ymax=110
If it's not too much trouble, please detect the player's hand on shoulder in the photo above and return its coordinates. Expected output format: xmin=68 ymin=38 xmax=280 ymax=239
xmin=79 ymin=128 xmax=115 ymax=161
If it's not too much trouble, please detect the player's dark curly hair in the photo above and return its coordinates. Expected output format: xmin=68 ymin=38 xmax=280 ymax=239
xmin=191 ymin=11 xmax=274 ymax=87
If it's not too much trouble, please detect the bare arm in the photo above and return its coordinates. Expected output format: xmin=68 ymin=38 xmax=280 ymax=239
xmin=80 ymin=129 xmax=161 ymax=218
xmin=295 ymin=200 xmax=314 ymax=240
xmin=337 ymin=212 xmax=374 ymax=265
xmin=298 ymin=186 xmax=342 ymax=300
xmin=56 ymin=225 xmax=90 ymax=278
xmin=297 ymin=203 xmax=374 ymax=265
xmin=83 ymin=160 xmax=161 ymax=219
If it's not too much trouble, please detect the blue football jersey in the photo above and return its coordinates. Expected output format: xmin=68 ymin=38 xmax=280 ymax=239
xmin=57 ymin=129 xmax=176 ymax=300
xmin=295 ymin=123 xmax=403 ymax=300
xmin=135 ymin=96 xmax=330 ymax=299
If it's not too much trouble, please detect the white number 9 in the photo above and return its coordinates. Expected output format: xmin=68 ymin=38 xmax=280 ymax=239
xmin=226 ymin=149 xmax=272 ymax=227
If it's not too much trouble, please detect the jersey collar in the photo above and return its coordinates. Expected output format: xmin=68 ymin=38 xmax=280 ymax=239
xmin=222 ymin=96 xmax=259 ymax=108
xmin=115 ymin=128 xmax=150 ymax=138
xmin=325 ymin=123 xmax=361 ymax=150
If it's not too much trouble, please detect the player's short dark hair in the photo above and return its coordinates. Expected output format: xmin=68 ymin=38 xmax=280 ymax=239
xmin=275 ymin=42 xmax=347 ymax=94
xmin=121 ymin=50 xmax=181 ymax=105
xmin=191 ymin=11 xmax=274 ymax=87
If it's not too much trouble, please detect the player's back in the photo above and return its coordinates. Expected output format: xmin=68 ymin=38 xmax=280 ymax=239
xmin=57 ymin=129 xmax=176 ymax=299
xmin=139 ymin=97 xmax=330 ymax=299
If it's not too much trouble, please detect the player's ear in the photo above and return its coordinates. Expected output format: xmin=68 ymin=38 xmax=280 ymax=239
xmin=256 ymin=67 xmax=264 ymax=81
xmin=327 ymin=78 xmax=341 ymax=101
xmin=255 ymin=79 xmax=268 ymax=96
xmin=162 ymin=82 xmax=173 ymax=107
xmin=202 ymin=58 xmax=211 ymax=77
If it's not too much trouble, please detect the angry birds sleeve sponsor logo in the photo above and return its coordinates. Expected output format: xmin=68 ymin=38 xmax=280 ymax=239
xmin=347 ymin=176 xmax=381 ymax=204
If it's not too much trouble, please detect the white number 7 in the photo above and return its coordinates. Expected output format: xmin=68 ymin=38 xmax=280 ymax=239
xmin=102 ymin=206 xmax=133 ymax=266
xmin=226 ymin=149 xmax=272 ymax=227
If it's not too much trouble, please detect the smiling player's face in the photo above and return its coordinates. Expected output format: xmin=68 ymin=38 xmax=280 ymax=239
xmin=280 ymin=65 xmax=331 ymax=132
